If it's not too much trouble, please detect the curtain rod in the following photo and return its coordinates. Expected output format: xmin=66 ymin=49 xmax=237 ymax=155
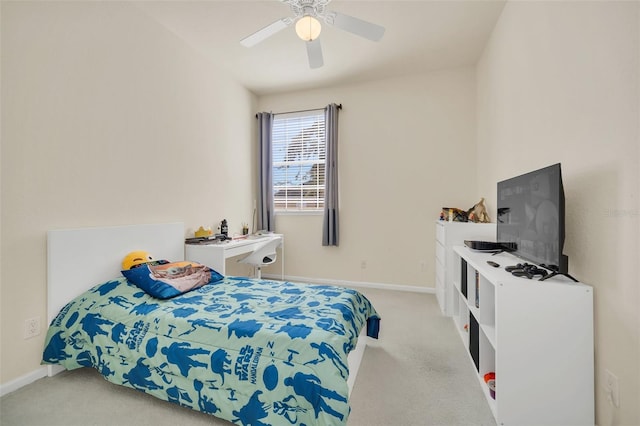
xmin=255 ymin=104 xmax=342 ymax=118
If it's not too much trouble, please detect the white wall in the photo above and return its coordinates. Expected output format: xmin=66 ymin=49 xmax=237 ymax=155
xmin=0 ymin=1 xmax=256 ymax=384
xmin=258 ymin=69 xmax=479 ymax=288
xmin=476 ymin=2 xmax=639 ymax=424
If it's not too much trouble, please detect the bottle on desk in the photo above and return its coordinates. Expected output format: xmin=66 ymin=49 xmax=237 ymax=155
xmin=220 ymin=219 xmax=228 ymax=237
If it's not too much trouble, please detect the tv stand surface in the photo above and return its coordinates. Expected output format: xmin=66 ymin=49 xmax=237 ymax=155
xmin=451 ymin=246 xmax=594 ymax=425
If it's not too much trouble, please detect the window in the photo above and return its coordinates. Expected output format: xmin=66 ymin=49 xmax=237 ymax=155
xmin=272 ymin=110 xmax=325 ymax=212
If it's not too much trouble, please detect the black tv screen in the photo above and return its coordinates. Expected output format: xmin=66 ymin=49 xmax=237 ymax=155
xmin=497 ymin=163 xmax=567 ymax=273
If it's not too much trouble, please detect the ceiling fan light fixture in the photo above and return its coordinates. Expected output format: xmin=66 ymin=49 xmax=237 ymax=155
xmin=295 ymin=16 xmax=322 ymax=41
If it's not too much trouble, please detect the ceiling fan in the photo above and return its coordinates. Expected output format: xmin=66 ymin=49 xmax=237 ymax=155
xmin=240 ymin=0 xmax=385 ymax=69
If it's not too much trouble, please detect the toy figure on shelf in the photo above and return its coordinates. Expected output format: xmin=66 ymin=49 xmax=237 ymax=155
xmin=441 ymin=207 xmax=468 ymax=222
xmin=467 ymin=198 xmax=490 ymax=223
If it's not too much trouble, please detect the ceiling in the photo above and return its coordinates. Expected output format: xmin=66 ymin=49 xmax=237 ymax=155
xmin=135 ymin=1 xmax=506 ymax=96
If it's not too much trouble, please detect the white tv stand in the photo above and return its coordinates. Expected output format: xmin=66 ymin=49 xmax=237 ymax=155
xmin=452 ymin=246 xmax=594 ymax=425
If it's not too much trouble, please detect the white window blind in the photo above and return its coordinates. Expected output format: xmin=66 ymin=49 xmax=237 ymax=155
xmin=272 ymin=110 xmax=326 ymax=211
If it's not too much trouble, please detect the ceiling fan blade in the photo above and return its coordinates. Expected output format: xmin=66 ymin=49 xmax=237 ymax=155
xmin=324 ymin=11 xmax=385 ymax=42
xmin=240 ymin=17 xmax=293 ymax=47
xmin=306 ymin=38 xmax=324 ymax=69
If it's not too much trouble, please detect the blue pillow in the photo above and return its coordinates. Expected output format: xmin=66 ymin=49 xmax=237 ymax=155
xmin=122 ymin=261 xmax=223 ymax=299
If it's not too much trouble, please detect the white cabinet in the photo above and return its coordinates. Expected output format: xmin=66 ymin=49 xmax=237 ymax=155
xmin=452 ymin=246 xmax=594 ymax=426
xmin=435 ymin=221 xmax=495 ymax=316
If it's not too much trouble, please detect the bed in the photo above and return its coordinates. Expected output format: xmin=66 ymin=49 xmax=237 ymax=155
xmin=42 ymin=222 xmax=380 ymax=425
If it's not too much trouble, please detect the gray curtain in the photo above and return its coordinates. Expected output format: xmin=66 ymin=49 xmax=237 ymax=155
xmin=322 ymin=103 xmax=340 ymax=246
xmin=256 ymin=112 xmax=274 ymax=232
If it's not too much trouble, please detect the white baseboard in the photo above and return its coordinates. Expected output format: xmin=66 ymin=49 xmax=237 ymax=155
xmin=0 ymin=366 xmax=48 ymax=397
xmin=263 ymin=273 xmax=435 ymax=294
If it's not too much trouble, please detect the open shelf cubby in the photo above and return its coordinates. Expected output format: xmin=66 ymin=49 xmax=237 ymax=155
xmin=451 ymin=246 xmax=594 ymax=426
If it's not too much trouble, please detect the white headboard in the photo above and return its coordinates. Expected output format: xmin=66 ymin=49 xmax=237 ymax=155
xmin=47 ymin=222 xmax=185 ymax=324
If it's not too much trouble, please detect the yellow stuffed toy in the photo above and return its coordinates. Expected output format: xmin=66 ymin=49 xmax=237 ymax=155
xmin=122 ymin=251 xmax=154 ymax=270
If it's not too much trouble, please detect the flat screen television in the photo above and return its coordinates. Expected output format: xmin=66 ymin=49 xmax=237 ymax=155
xmin=496 ymin=163 xmax=568 ymax=274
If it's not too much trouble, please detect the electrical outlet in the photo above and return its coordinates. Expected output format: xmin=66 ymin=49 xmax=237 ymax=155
xmin=605 ymin=369 xmax=620 ymax=407
xmin=24 ymin=317 xmax=41 ymax=339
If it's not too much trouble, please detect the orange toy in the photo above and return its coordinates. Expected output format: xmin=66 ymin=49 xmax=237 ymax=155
xmin=122 ymin=251 xmax=154 ymax=270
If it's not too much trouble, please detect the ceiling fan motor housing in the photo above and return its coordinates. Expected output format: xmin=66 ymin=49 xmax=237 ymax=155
xmin=284 ymin=0 xmax=329 ymax=19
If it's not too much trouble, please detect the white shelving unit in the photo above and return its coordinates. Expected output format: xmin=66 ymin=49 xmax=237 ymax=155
xmin=452 ymin=246 xmax=594 ymax=425
xmin=435 ymin=221 xmax=495 ymax=316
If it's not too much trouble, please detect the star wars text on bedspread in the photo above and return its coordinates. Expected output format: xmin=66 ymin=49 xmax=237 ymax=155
xmin=43 ymin=276 xmax=380 ymax=425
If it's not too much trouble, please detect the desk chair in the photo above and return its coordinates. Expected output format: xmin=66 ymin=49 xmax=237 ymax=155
xmin=238 ymin=238 xmax=282 ymax=279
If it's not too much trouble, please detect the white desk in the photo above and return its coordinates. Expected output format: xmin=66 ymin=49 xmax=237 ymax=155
xmin=185 ymin=234 xmax=284 ymax=278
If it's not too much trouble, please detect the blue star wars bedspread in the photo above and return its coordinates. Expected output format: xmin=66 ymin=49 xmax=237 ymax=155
xmin=42 ymin=276 xmax=380 ymax=425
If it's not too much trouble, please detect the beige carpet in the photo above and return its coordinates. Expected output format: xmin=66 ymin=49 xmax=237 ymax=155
xmin=0 ymin=288 xmax=496 ymax=426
